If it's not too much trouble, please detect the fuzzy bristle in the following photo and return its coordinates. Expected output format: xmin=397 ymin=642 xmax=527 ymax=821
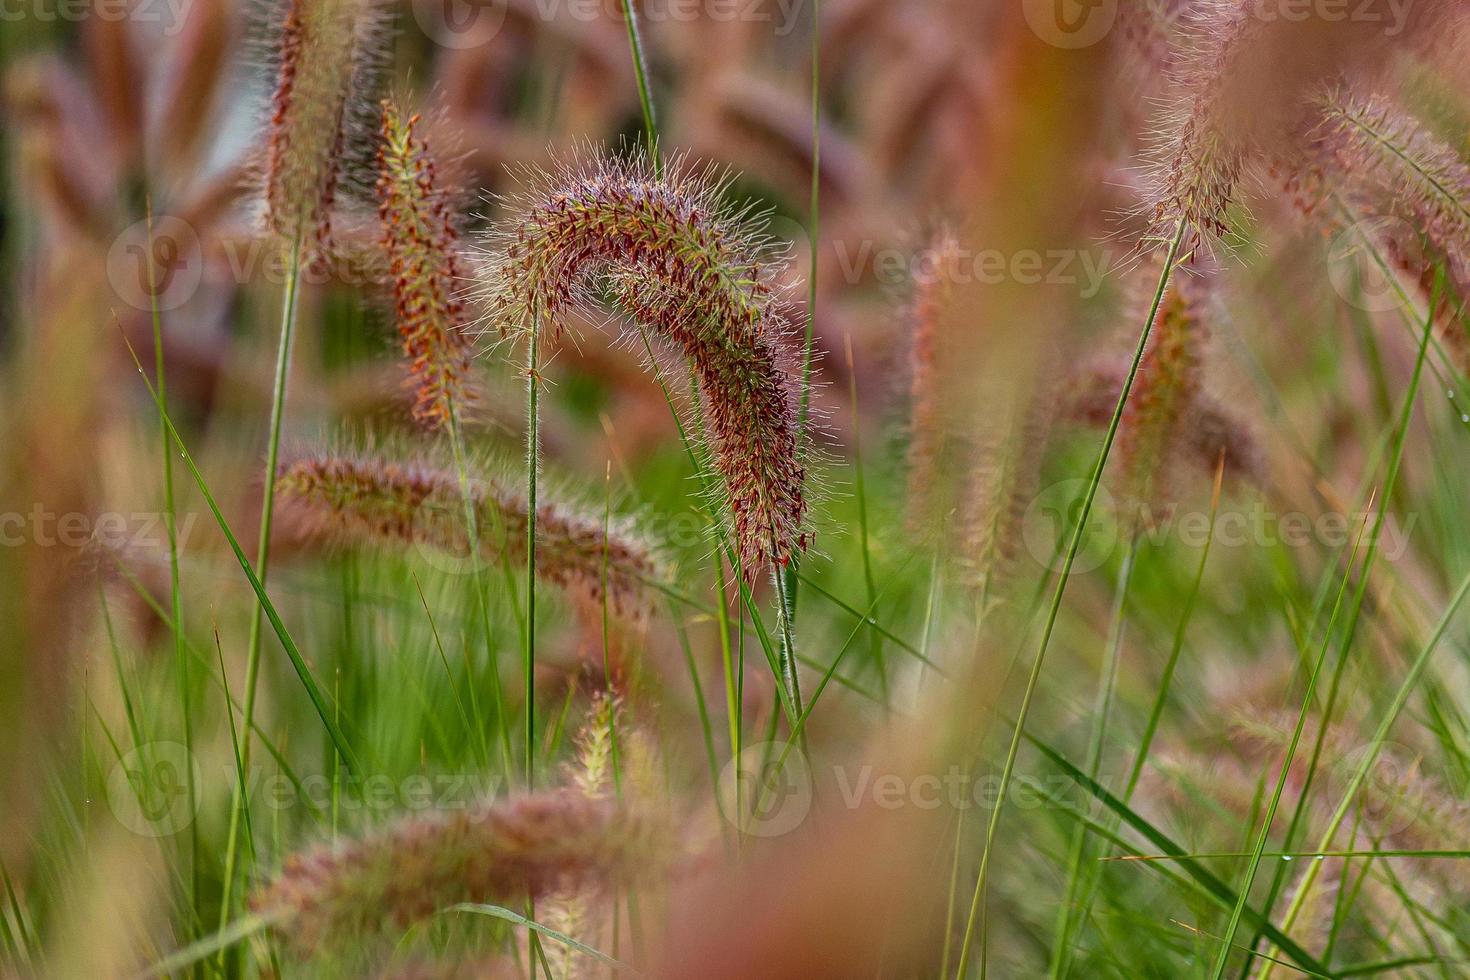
xmin=482 ymin=154 xmax=809 ymax=575
xmin=277 ymin=453 xmax=662 ymax=617
xmin=377 ymin=99 xmax=478 ymax=429
xmin=252 ymin=788 xmax=666 ymax=953
xmin=265 ymin=0 xmax=381 ymax=247
xmin=1146 ymin=0 xmax=1462 ymax=251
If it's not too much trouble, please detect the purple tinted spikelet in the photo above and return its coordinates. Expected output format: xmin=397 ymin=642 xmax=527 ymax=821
xmin=252 ymin=789 xmax=666 ymax=953
xmin=265 ymin=0 xmax=381 ymax=248
xmin=277 ymin=453 xmax=662 ymax=617
xmin=483 ymin=154 xmax=808 ymax=575
xmin=377 ymin=99 xmax=478 ymax=429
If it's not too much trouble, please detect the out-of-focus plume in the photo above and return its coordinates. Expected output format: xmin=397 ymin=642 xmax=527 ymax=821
xmin=277 ymin=452 xmax=664 ymax=617
xmin=253 ymin=788 xmax=670 ymax=953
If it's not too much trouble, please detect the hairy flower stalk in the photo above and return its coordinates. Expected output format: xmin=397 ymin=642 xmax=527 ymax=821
xmin=484 ymin=155 xmax=809 ymax=575
xmin=265 ymin=0 xmax=381 ymax=248
xmin=277 ymin=453 xmax=663 ymax=617
xmin=377 ymin=100 xmax=478 ymax=428
xmin=252 ymin=788 xmax=666 ymax=953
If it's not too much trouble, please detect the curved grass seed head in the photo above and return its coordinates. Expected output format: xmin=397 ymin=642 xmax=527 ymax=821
xmin=481 ymin=153 xmax=809 ymax=576
xmin=277 ymin=451 xmax=664 ymax=618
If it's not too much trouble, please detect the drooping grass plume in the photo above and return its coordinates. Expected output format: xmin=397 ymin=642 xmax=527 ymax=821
xmin=264 ymin=0 xmax=386 ymax=248
xmin=376 ymin=98 xmax=478 ymax=429
xmin=252 ymin=788 xmax=667 ymax=953
xmin=1298 ymin=87 xmax=1470 ymax=367
xmin=481 ymin=153 xmax=810 ymax=575
xmin=277 ymin=452 xmax=664 ymax=617
xmin=1145 ymin=0 xmax=1462 ymax=252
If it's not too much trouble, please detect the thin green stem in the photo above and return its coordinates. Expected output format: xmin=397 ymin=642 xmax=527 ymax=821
xmin=1251 ymin=296 xmax=1440 ymax=979
xmin=144 ymin=200 xmax=196 ymax=933
xmin=616 ymin=0 xmax=657 ymax=162
xmin=219 ymin=224 xmax=303 ymax=936
xmin=449 ymin=403 xmax=515 ymax=777
xmin=525 ymin=326 xmax=540 ymax=788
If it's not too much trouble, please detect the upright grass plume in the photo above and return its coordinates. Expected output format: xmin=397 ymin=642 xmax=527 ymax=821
xmin=1116 ymin=279 xmax=1205 ymax=521
xmin=252 ymin=788 xmax=667 ymax=953
xmin=376 ymin=99 xmax=478 ymax=428
xmin=904 ymin=231 xmax=961 ymax=532
xmin=277 ymin=452 xmax=663 ymax=618
xmin=960 ymin=389 xmax=1052 ymax=597
xmin=482 ymin=154 xmax=810 ymax=575
xmin=264 ymin=0 xmax=383 ymax=248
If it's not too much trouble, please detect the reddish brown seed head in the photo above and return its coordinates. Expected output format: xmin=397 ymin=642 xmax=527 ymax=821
xmin=377 ymin=99 xmax=478 ymax=429
xmin=484 ymin=155 xmax=809 ymax=574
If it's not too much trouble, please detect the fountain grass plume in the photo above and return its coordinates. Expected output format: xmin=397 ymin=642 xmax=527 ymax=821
xmin=376 ymin=98 xmax=479 ymax=429
xmin=276 ymin=449 xmax=666 ymax=619
xmin=479 ymin=151 xmax=810 ymax=576
xmin=252 ymin=788 xmax=668 ymax=953
xmin=263 ymin=0 xmax=388 ymax=249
